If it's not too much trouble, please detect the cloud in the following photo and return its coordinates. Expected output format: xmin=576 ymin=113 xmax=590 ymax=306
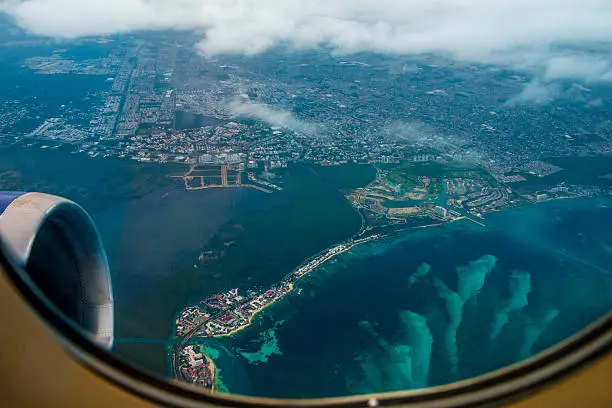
xmin=227 ymin=99 xmax=322 ymax=136
xmin=381 ymin=121 xmax=436 ymax=144
xmin=4 ymin=0 xmax=612 ymax=108
xmin=381 ymin=120 xmax=473 ymax=151
xmin=2 ymin=0 xmax=612 ymax=61
xmin=506 ymin=81 xmax=560 ymax=105
xmin=379 ymin=120 xmax=485 ymax=160
xmin=504 ymin=53 xmax=612 ymax=104
xmin=543 ymin=55 xmax=612 ymax=83
xmin=0 ymin=0 xmax=206 ymax=37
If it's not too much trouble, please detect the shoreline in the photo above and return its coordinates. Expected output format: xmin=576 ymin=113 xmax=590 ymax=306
xmin=169 ymin=219 xmax=467 ymax=386
xmin=204 ymin=222 xmax=446 ymax=339
xmin=174 ymin=219 xmax=451 ymax=345
xmin=215 ymin=282 xmax=294 ymax=338
xmin=204 ymin=354 xmax=218 ymax=392
xmin=169 ymin=194 xmax=612 ymax=387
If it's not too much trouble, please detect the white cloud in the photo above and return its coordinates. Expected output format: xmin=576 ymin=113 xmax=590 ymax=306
xmin=380 ymin=120 xmax=483 ymax=160
xmin=0 ymin=0 xmax=202 ymax=37
xmin=543 ymin=55 xmax=612 ymax=83
xmin=2 ymin=0 xmax=612 ymax=62
xmin=506 ymin=81 xmax=559 ymax=105
xmin=227 ymin=99 xmax=323 ymax=136
xmin=382 ymin=121 xmax=440 ymax=145
xmin=4 ymin=0 xmax=612 ymax=107
xmin=504 ymin=53 xmax=612 ymax=104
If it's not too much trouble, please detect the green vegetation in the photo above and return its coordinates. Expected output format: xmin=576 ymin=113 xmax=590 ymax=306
xmin=387 ymin=162 xmax=480 ymax=193
xmin=428 ymin=180 xmax=443 ymax=196
xmin=392 ymin=161 xmax=488 ymax=179
xmin=388 ymin=172 xmax=421 ymax=190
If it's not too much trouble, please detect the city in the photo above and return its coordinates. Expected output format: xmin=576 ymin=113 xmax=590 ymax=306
xmin=2 ymin=34 xmax=612 ymax=206
xmin=175 ymin=344 xmax=216 ymax=390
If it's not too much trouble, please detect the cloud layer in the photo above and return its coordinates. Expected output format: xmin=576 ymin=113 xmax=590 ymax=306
xmin=506 ymin=81 xmax=560 ymax=105
xmin=228 ymin=99 xmax=322 ymax=136
xmin=3 ymin=0 xmax=612 ymax=104
xmin=2 ymin=0 xmax=612 ymax=59
xmin=543 ymin=55 xmax=612 ymax=83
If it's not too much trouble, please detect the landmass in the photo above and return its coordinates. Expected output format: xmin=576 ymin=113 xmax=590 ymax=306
xmin=174 ymin=343 xmax=217 ymax=390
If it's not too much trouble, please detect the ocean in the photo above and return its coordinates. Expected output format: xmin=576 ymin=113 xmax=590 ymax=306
xmin=204 ymin=197 xmax=612 ymax=398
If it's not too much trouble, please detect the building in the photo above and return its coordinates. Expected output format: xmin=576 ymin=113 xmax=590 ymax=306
xmin=433 ymin=206 xmax=448 ymax=218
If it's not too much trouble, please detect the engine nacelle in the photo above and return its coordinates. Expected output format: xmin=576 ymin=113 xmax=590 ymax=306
xmin=0 ymin=192 xmax=113 ymax=349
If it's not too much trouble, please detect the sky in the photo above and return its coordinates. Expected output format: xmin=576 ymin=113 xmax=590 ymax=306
xmin=2 ymin=0 xmax=612 ymax=101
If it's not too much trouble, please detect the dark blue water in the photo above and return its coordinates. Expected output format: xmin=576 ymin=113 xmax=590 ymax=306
xmin=0 ymin=45 xmax=111 ymax=131
xmin=212 ymin=198 xmax=612 ymax=398
xmin=93 ymin=186 xmax=254 ymax=305
xmin=175 ymin=111 xmax=223 ymax=130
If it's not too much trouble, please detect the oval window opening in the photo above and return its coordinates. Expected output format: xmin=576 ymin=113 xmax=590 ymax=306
xmin=1 ymin=5 xmax=612 ymax=407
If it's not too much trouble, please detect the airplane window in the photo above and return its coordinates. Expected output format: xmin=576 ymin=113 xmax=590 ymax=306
xmin=1 ymin=2 xmax=612 ymax=406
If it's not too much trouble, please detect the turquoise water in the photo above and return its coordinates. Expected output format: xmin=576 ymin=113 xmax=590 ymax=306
xmin=2 ymin=145 xmax=611 ymax=397
xmin=211 ymin=197 xmax=612 ymax=398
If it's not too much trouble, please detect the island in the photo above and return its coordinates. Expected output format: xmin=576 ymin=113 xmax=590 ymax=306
xmin=174 ymin=344 xmax=217 ymax=390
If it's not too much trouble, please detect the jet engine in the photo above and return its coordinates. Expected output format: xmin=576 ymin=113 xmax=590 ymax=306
xmin=0 ymin=191 xmax=113 ymax=349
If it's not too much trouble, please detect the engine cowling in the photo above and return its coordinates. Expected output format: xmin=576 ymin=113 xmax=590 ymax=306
xmin=0 ymin=192 xmax=113 ymax=349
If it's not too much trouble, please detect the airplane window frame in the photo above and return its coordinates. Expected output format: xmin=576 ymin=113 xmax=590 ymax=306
xmin=1 ymin=238 xmax=611 ymax=408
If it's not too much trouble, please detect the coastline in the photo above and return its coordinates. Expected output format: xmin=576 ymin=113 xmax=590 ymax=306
xmin=210 ymin=195 xmax=611 ymax=339
xmin=190 ymin=199 xmax=579 ymax=343
xmin=169 ymin=194 xmax=612 ymax=392
xmin=216 ymin=282 xmax=295 ymax=338
xmin=204 ymin=354 xmax=218 ymax=392
xmin=206 ymin=221 xmax=446 ymax=339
